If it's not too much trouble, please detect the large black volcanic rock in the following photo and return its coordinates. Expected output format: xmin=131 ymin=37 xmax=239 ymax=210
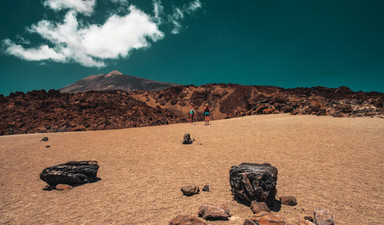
xmin=229 ymin=163 xmax=278 ymax=206
xmin=40 ymin=161 xmax=100 ymax=186
xmin=60 ymin=70 xmax=178 ymax=93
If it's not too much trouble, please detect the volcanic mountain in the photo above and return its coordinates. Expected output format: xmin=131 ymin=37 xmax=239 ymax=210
xmin=60 ymin=70 xmax=178 ymax=93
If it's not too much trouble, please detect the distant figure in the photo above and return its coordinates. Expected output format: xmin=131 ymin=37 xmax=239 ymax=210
xmin=190 ymin=103 xmax=195 ymax=123
xmin=203 ymin=103 xmax=210 ymax=125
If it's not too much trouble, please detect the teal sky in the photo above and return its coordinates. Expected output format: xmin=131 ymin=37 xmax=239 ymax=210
xmin=1 ymin=0 xmax=383 ymax=96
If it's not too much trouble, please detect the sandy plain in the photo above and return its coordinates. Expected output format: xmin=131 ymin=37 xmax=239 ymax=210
xmin=0 ymin=114 xmax=383 ymax=225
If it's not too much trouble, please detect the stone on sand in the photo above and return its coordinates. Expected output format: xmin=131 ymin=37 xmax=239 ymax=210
xmin=251 ymin=201 xmax=270 ymax=214
xmin=181 ymin=185 xmax=200 ymax=196
xmin=198 ymin=203 xmax=231 ymax=220
xmin=40 ymin=161 xmax=99 ymax=186
xmin=279 ymin=196 xmax=297 ymax=206
xmin=314 ymin=209 xmax=334 ymax=225
xmin=182 ymin=133 xmax=193 ymax=144
xmin=251 ymin=211 xmax=285 ymax=225
xmin=202 ymin=185 xmax=209 ymax=192
xmin=169 ymin=215 xmax=207 ymax=225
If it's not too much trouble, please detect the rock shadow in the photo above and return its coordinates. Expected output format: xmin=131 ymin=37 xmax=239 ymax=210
xmin=270 ymin=199 xmax=282 ymax=212
xmin=232 ymin=197 xmax=281 ymax=212
xmin=43 ymin=177 xmax=102 ymax=191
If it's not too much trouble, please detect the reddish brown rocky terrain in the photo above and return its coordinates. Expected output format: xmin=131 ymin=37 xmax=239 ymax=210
xmin=0 ymin=84 xmax=383 ymax=135
xmin=133 ymin=84 xmax=384 ymax=120
xmin=0 ymin=90 xmax=181 ymax=136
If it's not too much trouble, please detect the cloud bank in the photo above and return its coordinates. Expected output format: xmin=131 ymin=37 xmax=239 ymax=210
xmin=2 ymin=0 xmax=202 ymax=67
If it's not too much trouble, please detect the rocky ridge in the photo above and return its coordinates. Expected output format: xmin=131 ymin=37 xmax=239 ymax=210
xmin=0 ymin=84 xmax=383 ymax=135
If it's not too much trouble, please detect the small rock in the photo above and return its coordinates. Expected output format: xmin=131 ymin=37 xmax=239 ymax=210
xmin=298 ymin=219 xmax=315 ymax=225
xmin=202 ymin=185 xmax=209 ymax=192
xmin=251 ymin=211 xmax=285 ymax=225
xmin=169 ymin=215 xmax=207 ymax=225
xmin=304 ymin=216 xmax=314 ymax=222
xmin=314 ymin=209 xmax=334 ymax=225
xmin=243 ymin=219 xmax=258 ymax=225
xmin=55 ymin=184 xmax=73 ymax=190
xmin=198 ymin=203 xmax=231 ymax=220
xmin=181 ymin=185 xmax=200 ymax=196
xmin=251 ymin=201 xmax=270 ymax=214
xmin=46 ymin=145 xmax=50 ymax=148
xmin=182 ymin=133 xmax=193 ymax=144
xmin=279 ymin=196 xmax=297 ymax=206
xmin=41 ymin=137 xmax=48 ymax=141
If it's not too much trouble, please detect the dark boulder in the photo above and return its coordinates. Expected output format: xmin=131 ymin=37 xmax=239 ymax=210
xmin=41 ymin=137 xmax=49 ymax=141
xmin=229 ymin=163 xmax=278 ymax=207
xmin=182 ymin=133 xmax=193 ymax=144
xmin=40 ymin=161 xmax=100 ymax=186
xmin=202 ymin=185 xmax=209 ymax=192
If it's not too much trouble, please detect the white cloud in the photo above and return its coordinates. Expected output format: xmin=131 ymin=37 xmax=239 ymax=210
xmin=186 ymin=0 xmax=202 ymax=13
xmin=110 ymin=0 xmax=129 ymax=5
xmin=152 ymin=0 xmax=164 ymax=24
xmin=3 ymin=39 xmax=66 ymax=62
xmin=168 ymin=0 xmax=201 ymax=34
xmin=2 ymin=0 xmax=202 ymax=67
xmin=4 ymin=7 xmax=163 ymax=67
xmin=43 ymin=0 xmax=96 ymax=15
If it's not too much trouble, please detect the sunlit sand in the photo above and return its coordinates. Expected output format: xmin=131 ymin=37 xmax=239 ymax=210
xmin=0 ymin=114 xmax=383 ymax=224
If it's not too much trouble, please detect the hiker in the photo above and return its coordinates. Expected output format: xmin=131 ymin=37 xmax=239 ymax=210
xmin=190 ymin=103 xmax=195 ymax=123
xmin=203 ymin=103 xmax=210 ymax=125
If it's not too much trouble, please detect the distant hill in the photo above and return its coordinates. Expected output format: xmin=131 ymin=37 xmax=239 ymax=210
xmin=60 ymin=70 xmax=178 ymax=93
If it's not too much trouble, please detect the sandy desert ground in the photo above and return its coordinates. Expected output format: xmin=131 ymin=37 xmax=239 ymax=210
xmin=0 ymin=114 xmax=383 ymax=225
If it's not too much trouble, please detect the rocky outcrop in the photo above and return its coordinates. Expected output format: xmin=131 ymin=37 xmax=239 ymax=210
xmin=0 ymin=90 xmax=182 ymax=136
xmin=40 ymin=161 xmax=100 ymax=186
xmin=197 ymin=203 xmax=231 ymax=220
xmin=1 ymin=84 xmax=383 ymax=136
xmin=169 ymin=215 xmax=207 ymax=225
xmin=229 ymin=163 xmax=278 ymax=206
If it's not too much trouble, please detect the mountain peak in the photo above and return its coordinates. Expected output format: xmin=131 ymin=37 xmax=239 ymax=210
xmin=105 ymin=70 xmax=123 ymax=77
xmin=60 ymin=71 xmax=178 ymax=93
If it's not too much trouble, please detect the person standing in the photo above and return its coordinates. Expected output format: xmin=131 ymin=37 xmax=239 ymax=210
xmin=190 ymin=103 xmax=195 ymax=123
xmin=203 ymin=103 xmax=210 ymax=125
